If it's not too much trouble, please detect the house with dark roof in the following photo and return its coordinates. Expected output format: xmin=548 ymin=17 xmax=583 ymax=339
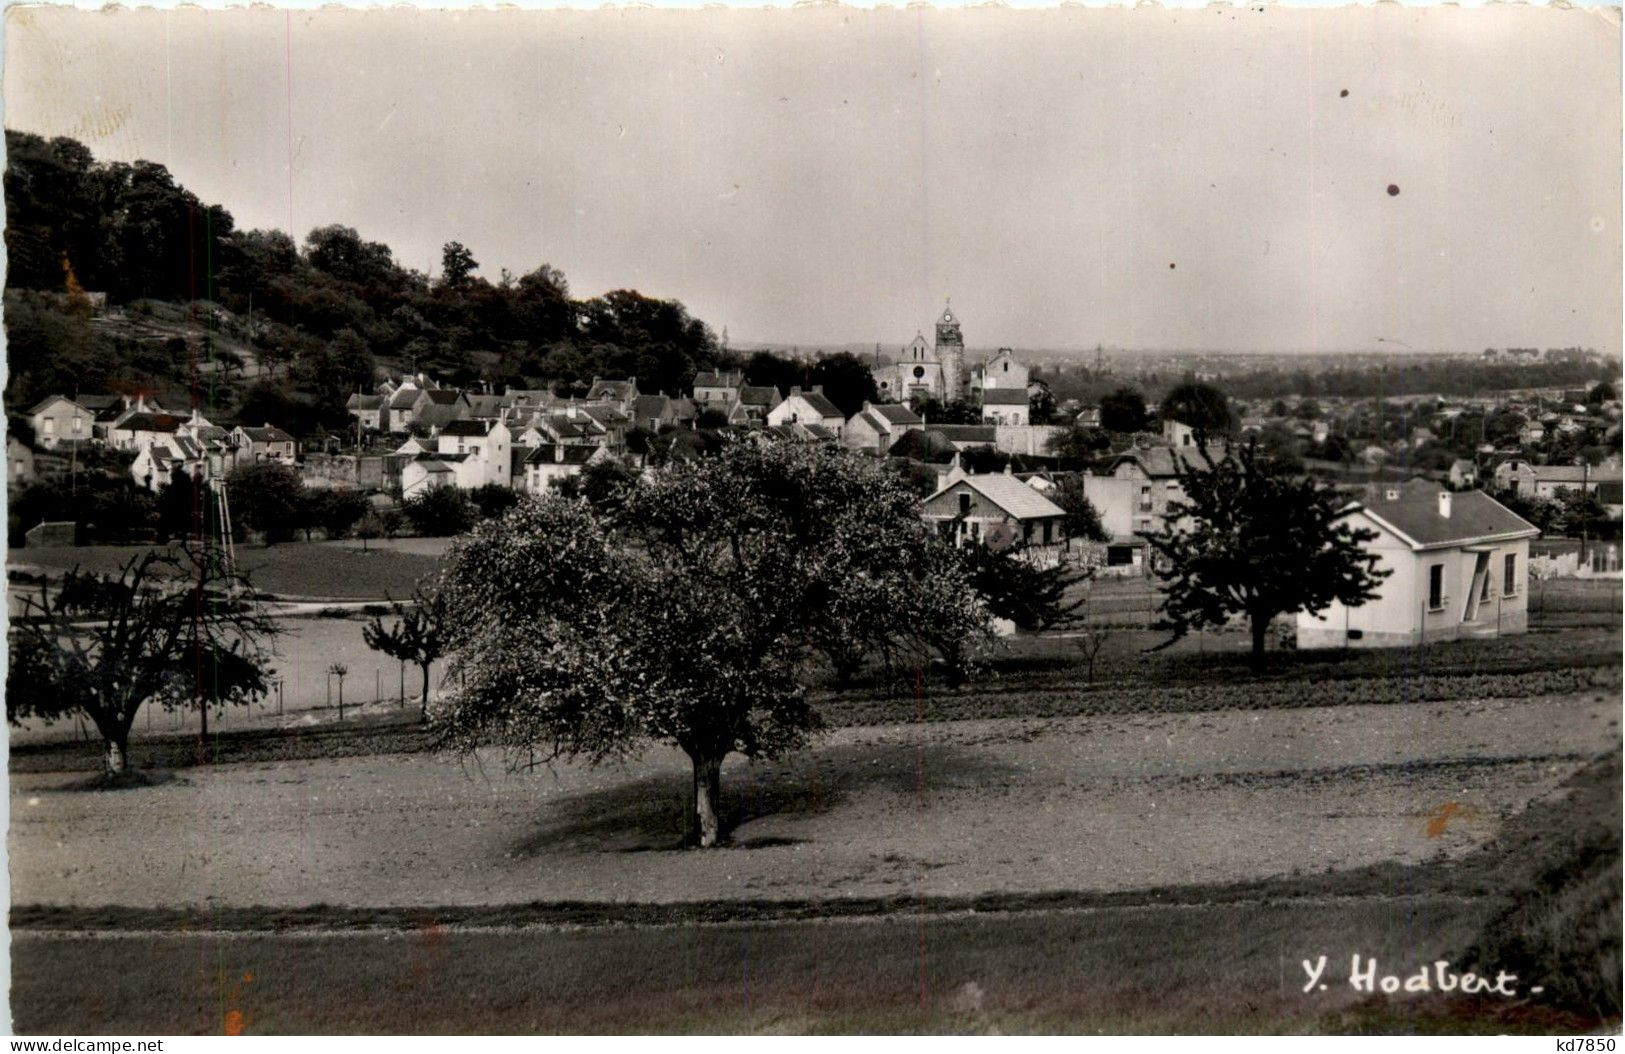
xmin=231 ymin=424 xmax=297 ymax=464
xmin=1297 ymin=479 xmax=1540 ymax=649
xmin=586 ymin=376 xmax=640 ymax=409
xmin=632 ymin=394 xmax=679 ymax=433
xmin=843 ymin=400 xmax=923 ymax=455
xmin=920 ymin=468 xmax=1068 ymax=567
xmin=980 ymin=388 xmax=1030 ymax=426
xmin=766 ymin=387 xmax=844 ymax=435
xmin=519 ymin=443 xmax=605 ymax=494
xmin=464 ymin=393 xmax=507 ymax=420
xmin=692 ymin=370 xmax=745 ymax=408
xmin=434 ymin=418 xmax=512 ymax=489
xmin=400 ymin=453 xmax=467 ymax=498
xmin=1491 ymin=459 xmax=1623 ymax=510
xmin=346 ymin=393 xmax=386 ymax=431
xmin=730 ymin=385 xmax=783 ymax=424
xmin=110 ymin=411 xmax=191 ymax=452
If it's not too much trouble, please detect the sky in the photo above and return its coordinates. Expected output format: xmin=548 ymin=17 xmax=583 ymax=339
xmin=4 ymin=4 xmax=1620 ymax=355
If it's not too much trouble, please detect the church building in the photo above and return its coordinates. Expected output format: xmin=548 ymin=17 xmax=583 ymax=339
xmin=872 ymin=304 xmax=966 ymax=405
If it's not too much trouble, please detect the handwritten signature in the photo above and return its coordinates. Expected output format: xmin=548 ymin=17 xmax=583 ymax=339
xmin=1302 ymin=955 xmax=1543 ymax=997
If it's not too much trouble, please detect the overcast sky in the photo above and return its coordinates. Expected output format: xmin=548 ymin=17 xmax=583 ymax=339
xmin=5 ymin=5 xmax=1620 ymax=354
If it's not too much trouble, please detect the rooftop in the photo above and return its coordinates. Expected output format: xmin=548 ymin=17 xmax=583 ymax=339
xmin=1354 ymin=479 xmax=1538 ymax=549
xmin=930 ymin=473 xmax=1066 ymax=521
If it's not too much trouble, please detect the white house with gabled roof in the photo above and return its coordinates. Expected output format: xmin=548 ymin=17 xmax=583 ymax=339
xmin=1297 ymin=479 xmax=1540 ymax=649
xmin=767 ymin=386 xmax=845 ymax=435
xmin=920 ymin=467 xmax=1068 ymax=567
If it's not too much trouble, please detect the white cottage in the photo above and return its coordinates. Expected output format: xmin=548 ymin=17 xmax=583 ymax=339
xmin=1297 ymin=480 xmax=1539 ymax=649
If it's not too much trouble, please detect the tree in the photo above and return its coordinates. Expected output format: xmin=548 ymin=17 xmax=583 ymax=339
xmin=432 ymin=441 xmax=990 ymax=847
xmin=1144 ymin=442 xmax=1388 ymax=672
xmin=1051 ymin=475 xmax=1110 ymax=542
xmin=363 ymin=579 xmax=452 ymax=720
xmin=309 ymin=488 xmax=368 ymax=540
xmin=1159 ymin=382 xmax=1234 ymax=437
xmin=440 ymin=241 xmax=477 ymax=289
xmin=1046 ymin=427 xmax=1112 ymax=464
xmin=226 ymin=461 xmax=305 ymax=543
xmin=1029 ymin=386 xmax=1058 ymax=425
xmin=1588 ymin=381 xmax=1616 ymax=405
xmin=7 ymin=548 xmax=276 ymax=777
xmin=468 ymin=482 xmax=519 ymax=520
xmin=1099 ymin=387 xmax=1149 ymax=434
xmin=1074 ymin=623 xmax=1112 ymax=683
xmin=576 ymin=456 xmax=641 ymax=516
xmin=958 ymin=542 xmax=1091 ymax=633
xmin=402 ymin=485 xmax=476 ymax=537
xmin=328 ymin=663 xmax=349 ymax=720
xmin=807 ymin=352 xmax=880 ymax=417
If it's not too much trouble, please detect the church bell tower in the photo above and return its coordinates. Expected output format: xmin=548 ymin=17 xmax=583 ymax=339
xmin=935 ymin=301 xmax=965 ymax=402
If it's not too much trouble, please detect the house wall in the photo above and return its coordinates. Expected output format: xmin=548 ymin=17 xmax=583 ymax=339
xmin=992 ymin=424 xmax=1068 ymax=456
xmin=400 ymin=462 xmax=453 ymax=498
xmin=842 ymin=416 xmax=885 ymax=454
xmin=1111 ymin=463 xmax=1186 ymax=536
xmin=767 ymin=397 xmax=843 ymax=434
xmin=32 ymin=402 xmax=95 ymax=449
xmin=981 ymin=404 xmax=1031 ymax=427
xmin=1079 ymin=475 xmax=1137 ymax=540
xmin=526 ymin=460 xmax=584 ymax=492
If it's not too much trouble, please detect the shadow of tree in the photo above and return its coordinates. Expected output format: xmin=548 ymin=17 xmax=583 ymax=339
xmin=509 ymin=739 xmax=1018 ymax=855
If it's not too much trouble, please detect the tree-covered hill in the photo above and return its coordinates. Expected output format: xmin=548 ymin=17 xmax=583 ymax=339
xmin=3 ymin=130 xmax=727 ymax=427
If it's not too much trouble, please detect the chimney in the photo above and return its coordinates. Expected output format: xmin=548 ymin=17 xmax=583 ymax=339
xmin=1438 ymin=491 xmax=1452 ymax=519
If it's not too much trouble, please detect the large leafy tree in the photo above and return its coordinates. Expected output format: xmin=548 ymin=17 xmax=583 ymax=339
xmin=958 ymin=543 xmax=1090 ymax=633
xmin=226 ymin=461 xmax=306 ymax=544
xmin=1159 ymin=381 xmax=1235 ymax=437
xmin=1098 ymin=386 xmax=1150 ymax=433
xmin=433 ymin=440 xmax=990 ymax=847
xmin=1144 ymin=442 xmax=1388 ymax=671
xmin=7 ymin=548 xmax=276 ymax=777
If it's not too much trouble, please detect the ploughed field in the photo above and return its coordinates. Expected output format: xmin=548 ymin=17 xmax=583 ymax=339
xmin=11 ymin=689 xmax=1617 ymax=909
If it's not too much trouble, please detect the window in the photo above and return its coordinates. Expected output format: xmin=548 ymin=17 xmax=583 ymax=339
xmin=42 ymin=418 xmax=55 ymax=436
xmin=1042 ymin=521 xmax=1053 ymax=544
xmin=1428 ymin=564 xmax=1444 ymax=611
xmin=1504 ymin=553 xmax=1517 ymax=596
xmin=958 ymin=493 xmax=971 ymax=516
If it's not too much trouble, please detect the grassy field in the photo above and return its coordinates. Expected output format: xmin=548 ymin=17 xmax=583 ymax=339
xmin=8 ymin=541 xmax=442 ymax=600
xmin=13 ymin=754 xmax=1617 ymax=1034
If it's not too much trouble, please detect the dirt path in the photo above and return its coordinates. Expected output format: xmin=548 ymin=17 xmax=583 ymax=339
xmin=10 ymin=692 xmax=1617 ymax=910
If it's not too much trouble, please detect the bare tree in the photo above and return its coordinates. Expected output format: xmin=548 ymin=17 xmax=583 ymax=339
xmin=363 ymin=578 xmax=451 ymax=721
